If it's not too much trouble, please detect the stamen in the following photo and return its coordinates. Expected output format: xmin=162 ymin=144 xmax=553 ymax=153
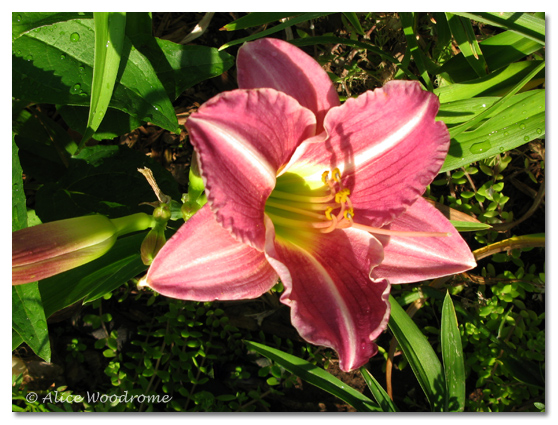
xmin=352 ymin=222 xmax=451 ymax=237
xmin=265 ymin=200 xmax=325 ymax=220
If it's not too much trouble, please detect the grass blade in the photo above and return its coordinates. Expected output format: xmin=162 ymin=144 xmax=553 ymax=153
xmin=244 ymin=340 xmax=380 ymax=412
xmin=221 ymin=12 xmax=299 ymax=31
xmin=454 ymin=12 xmax=545 ymax=45
xmin=219 ymin=13 xmax=335 ymax=50
xmin=359 ymin=367 xmax=399 ymax=412
xmin=446 ymin=13 xmax=487 ymax=77
xmin=441 ymin=292 xmax=466 ymax=411
xmin=388 ymin=295 xmax=445 ymax=411
xmin=78 ymin=12 xmax=126 ymax=151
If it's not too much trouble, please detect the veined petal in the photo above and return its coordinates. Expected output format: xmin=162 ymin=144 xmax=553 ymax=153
xmin=264 ymin=216 xmax=391 ymax=372
xmin=146 ymin=205 xmax=278 ymax=301
xmin=186 ymin=89 xmax=316 ymax=250
xmin=237 ymin=38 xmax=340 ymax=133
xmin=287 ymin=80 xmax=449 ymax=228
xmin=371 ymin=197 xmax=477 ymax=284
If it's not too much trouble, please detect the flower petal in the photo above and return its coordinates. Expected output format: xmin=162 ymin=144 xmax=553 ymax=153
xmin=146 ymin=205 xmax=278 ymax=301
xmin=371 ymin=197 xmax=477 ymax=284
xmin=287 ymin=80 xmax=449 ymax=228
xmin=237 ymin=38 xmax=340 ymax=133
xmin=264 ymin=217 xmax=391 ymax=372
xmin=186 ymin=89 xmax=316 ymax=250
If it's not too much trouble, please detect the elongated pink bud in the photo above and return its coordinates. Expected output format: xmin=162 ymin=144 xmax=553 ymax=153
xmin=12 ymin=215 xmax=119 ymax=285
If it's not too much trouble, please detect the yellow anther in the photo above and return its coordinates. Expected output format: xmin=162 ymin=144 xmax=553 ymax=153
xmin=343 ymin=209 xmax=354 ymax=221
xmin=325 ymin=207 xmax=334 ymax=221
xmin=321 ymin=171 xmax=330 ymax=184
xmin=332 ymin=167 xmax=342 ymax=182
xmin=335 ymin=188 xmax=351 ymax=204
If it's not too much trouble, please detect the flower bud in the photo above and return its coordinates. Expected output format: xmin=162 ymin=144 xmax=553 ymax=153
xmin=12 ymin=212 xmax=154 ymax=285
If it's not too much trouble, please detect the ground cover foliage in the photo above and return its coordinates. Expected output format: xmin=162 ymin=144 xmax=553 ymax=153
xmin=12 ymin=12 xmax=545 ymax=412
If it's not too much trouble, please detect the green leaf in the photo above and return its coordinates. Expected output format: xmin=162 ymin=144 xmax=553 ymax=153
xmin=342 ymin=13 xmax=365 ymax=35
xmin=12 ymin=134 xmax=27 ymax=232
xmin=439 ymin=30 xmax=544 ymax=84
xmin=441 ymin=88 xmax=545 ymax=173
xmin=39 ymin=232 xmax=148 ymax=318
xmin=400 ymin=13 xmax=436 ymax=90
xmin=450 ymin=220 xmax=492 ymax=232
xmin=219 ymin=13 xmax=335 ymax=50
xmin=446 ymin=13 xmax=487 ymax=77
xmin=388 ymin=295 xmax=445 ymax=411
xmin=441 ymin=292 xmax=466 ymax=412
xmin=454 ymin=12 xmax=545 ymax=45
xmin=12 ymin=284 xmax=51 ymax=361
xmin=244 ymin=340 xmax=380 ymax=412
xmin=12 ymin=12 xmax=92 ymax=39
xmin=12 ymin=18 xmax=179 ymax=134
xmin=12 ymin=134 xmax=50 ymax=360
xmin=359 ymin=367 xmax=399 ymax=412
xmin=78 ymin=12 xmax=126 ymax=151
xmin=221 ymin=12 xmax=300 ymax=31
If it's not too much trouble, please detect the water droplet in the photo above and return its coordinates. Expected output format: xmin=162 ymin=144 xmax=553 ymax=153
xmin=470 ymin=140 xmax=491 ymax=154
xmin=70 ymin=83 xmax=81 ymax=94
xmin=524 ymin=136 xmax=530 ymax=141
xmin=60 ymin=54 xmax=66 ymax=60
xmin=60 ymin=31 xmax=66 ymax=36
xmin=15 ymin=50 xmax=22 ymax=56
xmin=519 ymin=124 xmax=526 ymax=130
xmin=16 ymin=14 xmax=22 ymax=22
xmin=24 ymin=54 xmax=33 ymax=61
xmin=153 ymin=104 xmax=161 ymax=111
xmin=499 ymin=147 xmax=504 ymax=152
xmin=504 ymin=131 xmax=509 ymax=137
xmin=70 ymin=32 xmax=80 ymax=42
xmin=536 ymin=128 xmax=542 ymax=134
xmin=78 ymin=66 xmax=85 ymax=74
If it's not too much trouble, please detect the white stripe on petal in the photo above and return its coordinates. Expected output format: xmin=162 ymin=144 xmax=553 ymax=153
xmin=196 ymin=119 xmax=277 ymax=187
xmin=353 ymin=96 xmax=431 ymax=170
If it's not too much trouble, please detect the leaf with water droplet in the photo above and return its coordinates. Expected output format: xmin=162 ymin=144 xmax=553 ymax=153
xmin=70 ymin=32 xmax=80 ymax=42
xmin=469 ymin=141 xmax=491 ymax=154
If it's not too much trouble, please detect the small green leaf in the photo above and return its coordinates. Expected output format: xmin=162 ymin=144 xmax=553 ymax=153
xmin=441 ymin=292 xmax=466 ymax=411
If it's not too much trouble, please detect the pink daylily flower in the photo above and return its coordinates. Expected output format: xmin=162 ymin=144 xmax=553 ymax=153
xmin=146 ymin=38 xmax=476 ymax=371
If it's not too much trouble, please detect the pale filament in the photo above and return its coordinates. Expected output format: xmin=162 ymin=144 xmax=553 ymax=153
xmin=267 ymin=168 xmax=450 ymax=238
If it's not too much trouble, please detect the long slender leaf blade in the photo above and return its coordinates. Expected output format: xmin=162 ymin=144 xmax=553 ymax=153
xmin=342 ymin=12 xmax=365 ymax=35
xmin=39 ymin=233 xmax=147 ymax=318
xmin=441 ymin=292 xmax=466 ymax=412
xmin=441 ymin=87 xmax=545 ymax=173
xmin=221 ymin=12 xmax=300 ymax=31
xmin=450 ymin=220 xmax=492 ymax=232
xmin=388 ymin=295 xmax=445 ymax=411
xmin=359 ymin=367 xmax=399 ymax=412
xmin=219 ymin=13 xmax=335 ymax=50
xmin=400 ymin=12 xmax=434 ymax=89
xmin=454 ymin=12 xmax=545 ymax=45
xmin=244 ymin=340 xmax=380 ymax=412
xmin=12 ymin=12 xmax=92 ymax=39
xmin=79 ymin=12 xmax=126 ymax=150
xmin=446 ymin=13 xmax=487 ymax=77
